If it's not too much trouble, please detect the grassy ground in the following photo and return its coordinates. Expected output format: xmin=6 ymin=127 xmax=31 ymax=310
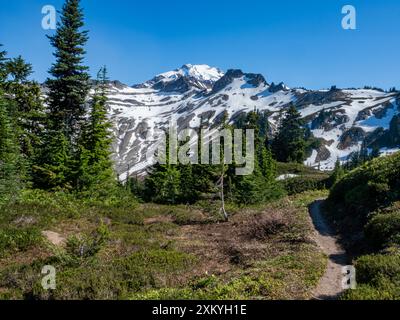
xmin=0 ymin=189 xmax=327 ymax=300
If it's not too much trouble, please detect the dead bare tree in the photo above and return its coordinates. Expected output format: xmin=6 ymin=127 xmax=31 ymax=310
xmin=217 ymin=164 xmax=228 ymax=222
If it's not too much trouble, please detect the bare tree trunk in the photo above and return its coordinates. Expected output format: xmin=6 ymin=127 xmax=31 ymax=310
xmin=219 ymin=166 xmax=228 ymax=222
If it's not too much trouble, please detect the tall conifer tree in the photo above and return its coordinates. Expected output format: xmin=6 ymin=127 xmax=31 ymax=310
xmin=79 ymin=67 xmax=115 ymax=191
xmin=272 ymin=104 xmax=306 ymax=163
xmin=38 ymin=0 xmax=90 ymax=189
xmin=46 ymin=0 xmax=90 ymax=142
xmin=0 ymin=89 xmax=21 ymax=203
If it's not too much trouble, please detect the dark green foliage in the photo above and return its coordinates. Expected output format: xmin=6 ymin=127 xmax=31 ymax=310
xmin=231 ymin=171 xmax=283 ymax=205
xmin=388 ymin=115 xmax=400 ymax=146
xmin=342 ymin=252 xmax=400 ymax=300
xmin=46 ymin=0 xmax=90 ymax=138
xmin=178 ymin=164 xmax=200 ymax=204
xmin=78 ymin=67 xmax=115 ymax=193
xmin=328 ymin=159 xmax=345 ymax=186
xmin=143 ymin=110 xmax=284 ymax=206
xmin=39 ymin=0 xmax=90 ymax=190
xmin=272 ymin=104 xmax=306 ymax=163
xmin=37 ymin=0 xmax=116 ymax=193
xmin=229 ymin=111 xmax=284 ymax=205
xmin=282 ymin=175 xmax=328 ymax=196
xmin=354 ymin=253 xmax=400 ymax=285
xmin=144 ymin=164 xmax=182 ymax=204
xmin=0 ymin=94 xmax=22 ymax=204
xmin=343 ymin=143 xmax=378 ymax=171
xmin=127 ymin=176 xmax=145 ymax=200
xmin=329 ymin=152 xmax=400 ymax=221
xmin=4 ymin=56 xmax=45 ymax=167
xmin=365 ymin=210 xmax=400 ymax=248
xmin=33 ymin=130 xmax=73 ymax=190
xmin=6 ymin=56 xmax=33 ymax=83
xmin=0 ymin=45 xmax=8 ymax=83
xmin=327 ymin=151 xmax=400 ymax=299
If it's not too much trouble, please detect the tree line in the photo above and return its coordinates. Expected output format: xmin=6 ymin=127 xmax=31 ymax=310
xmin=0 ymin=0 xmax=114 ymax=204
xmin=1 ymin=0 xmax=310 ymax=208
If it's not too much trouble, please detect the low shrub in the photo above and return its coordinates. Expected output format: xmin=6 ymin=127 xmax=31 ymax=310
xmin=65 ymin=223 xmax=110 ymax=259
xmin=342 ymin=280 xmax=400 ymax=300
xmin=365 ymin=211 xmax=400 ymax=248
xmin=282 ymin=175 xmax=328 ymax=195
xmin=329 ymin=152 xmax=400 ymax=213
xmin=0 ymin=227 xmax=42 ymax=257
xmin=354 ymin=253 xmax=400 ymax=285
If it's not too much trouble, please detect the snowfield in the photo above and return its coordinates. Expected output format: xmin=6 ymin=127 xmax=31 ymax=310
xmin=105 ymin=64 xmax=400 ymax=177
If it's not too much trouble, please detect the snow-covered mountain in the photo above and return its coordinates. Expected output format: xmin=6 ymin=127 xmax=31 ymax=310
xmin=106 ymin=64 xmax=400 ymax=179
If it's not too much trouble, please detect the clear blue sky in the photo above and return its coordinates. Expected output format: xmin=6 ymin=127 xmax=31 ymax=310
xmin=1 ymin=0 xmax=399 ymax=89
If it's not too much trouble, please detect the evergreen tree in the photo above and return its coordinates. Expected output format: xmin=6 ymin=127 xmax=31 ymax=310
xmin=127 ymin=176 xmax=145 ymax=199
xmin=371 ymin=146 xmax=381 ymax=159
xmin=0 ymin=94 xmax=21 ymax=203
xmin=0 ymin=44 xmax=8 ymax=84
xmin=259 ymin=144 xmax=276 ymax=181
xmin=6 ymin=56 xmax=33 ymax=83
xmin=230 ymin=111 xmax=283 ymax=205
xmin=38 ymin=0 xmax=90 ymax=189
xmin=144 ymin=133 xmax=182 ymax=204
xmin=329 ymin=158 xmax=345 ymax=185
xmin=144 ymin=164 xmax=181 ymax=204
xmin=33 ymin=129 xmax=73 ymax=189
xmin=5 ymin=56 xmax=45 ymax=162
xmin=46 ymin=0 xmax=90 ymax=143
xmin=78 ymin=66 xmax=115 ymax=192
xmin=272 ymin=104 xmax=306 ymax=163
xmin=178 ymin=163 xmax=199 ymax=204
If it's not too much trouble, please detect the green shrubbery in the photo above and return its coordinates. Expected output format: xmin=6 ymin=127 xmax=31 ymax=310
xmin=354 ymin=252 xmax=400 ymax=284
xmin=327 ymin=152 xmax=400 ymax=300
xmin=342 ymin=252 xmax=400 ymax=300
xmin=0 ymin=227 xmax=42 ymax=258
xmin=329 ymin=152 xmax=400 ymax=217
xmin=282 ymin=175 xmax=328 ymax=195
xmin=0 ymin=248 xmax=196 ymax=300
xmin=365 ymin=210 xmax=400 ymax=248
xmin=276 ymin=162 xmax=329 ymax=195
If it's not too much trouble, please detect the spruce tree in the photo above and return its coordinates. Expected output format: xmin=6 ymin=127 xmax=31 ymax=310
xmin=0 ymin=45 xmax=8 ymax=84
xmin=0 ymin=94 xmax=21 ymax=203
xmin=6 ymin=56 xmax=33 ymax=83
xmin=330 ymin=158 xmax=345 ymax=185
xmin=144 ymin=133 xmax=182 ymax=204
xmin=272 ymin=104 xmax=306 ymax=163
xmin=33 ymin=130 xmax=72 ymax=189
xmin=228 ymin=110 xmax=282 ymax=205
xmin=78 ymin=67 xmax=115 ymax=192
xmin=46 ymin=0 xmax=90 ymax=143
xmin=5 ymin=56 xmax=45 ymax=161
xmin=39 ymin=0 xmax=90 ymax=189
xmin=144 ymin=164 xmax=181 ymax=204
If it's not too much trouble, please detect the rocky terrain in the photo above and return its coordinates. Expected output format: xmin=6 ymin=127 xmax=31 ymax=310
xmin=105 ymin=64 xmax=400 ymax=179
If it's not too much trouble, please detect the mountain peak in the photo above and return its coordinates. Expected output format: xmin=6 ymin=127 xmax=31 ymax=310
xmin=159 ymin=64 xmax=224 ymax=84
xmin=140 ymin=64 xmax=224 ymax=92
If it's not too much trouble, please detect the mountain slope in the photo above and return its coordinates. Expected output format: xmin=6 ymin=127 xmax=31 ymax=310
xmin=105 ymin=64 xmax=400 ymax=179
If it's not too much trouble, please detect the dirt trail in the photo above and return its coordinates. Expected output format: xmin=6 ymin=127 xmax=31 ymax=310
xmin=309 ymin=200 xmax=348 ymax=300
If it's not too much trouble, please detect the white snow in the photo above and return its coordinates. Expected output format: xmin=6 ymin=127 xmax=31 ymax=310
xmin=157 ymin=64 xmax=224 ymax=84
xmin=106 ymin=66 xmax=400 ymax=176
xmin=276 ymin=174 xmax=299 ymax=181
